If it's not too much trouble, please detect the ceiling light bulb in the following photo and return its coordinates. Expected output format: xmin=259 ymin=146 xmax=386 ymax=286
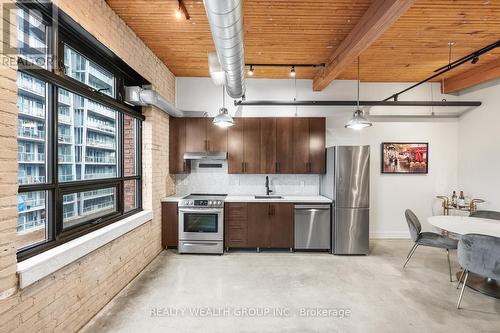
xmin=290 ymin=66 xmax=296 ymax=77
xmin=248 ymin=65 xmax=254 ymax=76
xmin=175 ymin=8 xmax=183 ymax=19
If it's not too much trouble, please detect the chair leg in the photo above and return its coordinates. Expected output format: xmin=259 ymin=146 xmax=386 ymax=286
xmin=457 ymin=269 xmax=465 ymax=289
xmin=446 ymin=249 xmax=453 ymax=282
xmin=457 ymin=270 xmax=469 ymax=309
xmin=403 ymin=243 xmax=418 ymax=268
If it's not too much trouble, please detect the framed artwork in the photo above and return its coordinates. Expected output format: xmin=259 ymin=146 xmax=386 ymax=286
xmin=381 ymin=142 xmax=429 ymax=174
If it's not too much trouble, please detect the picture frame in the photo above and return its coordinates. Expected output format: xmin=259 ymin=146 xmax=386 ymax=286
xmin=381 ymin=142 xmax=429 ymax=174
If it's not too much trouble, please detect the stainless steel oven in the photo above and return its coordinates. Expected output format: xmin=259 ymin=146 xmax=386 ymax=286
xmin=178 ymin=194 xmax=225 ymax=254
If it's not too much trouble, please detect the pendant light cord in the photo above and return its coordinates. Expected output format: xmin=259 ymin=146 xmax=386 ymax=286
xmin=222 ymin=85 xmax=226 ymax=108
xmin=357 ymin=57 xmax=360 ymax=109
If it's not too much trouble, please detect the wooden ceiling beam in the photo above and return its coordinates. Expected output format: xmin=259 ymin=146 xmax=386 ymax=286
xmin=441 ymin=57 xmax=500 ymax=94
xmin=312 ymin=0 xmax=415 ymax=91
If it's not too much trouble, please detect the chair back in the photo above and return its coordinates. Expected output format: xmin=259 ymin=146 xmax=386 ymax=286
xmin=470 ymin=210 xmax=500 ymax=221
xmin=405 ymin=209 xmax=422 ymax=242
xmin=458 ymin=234 xmax=500 ymax=280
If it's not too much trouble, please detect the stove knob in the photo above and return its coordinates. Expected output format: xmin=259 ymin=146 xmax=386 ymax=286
xmin=182 ymin=201 xmax=187 ymax=205
xmin=189 ymin=201 xmax=193 ymax=205
xmin=208 ymin=201 xmax=213 ymax=205
xmin=217 ymin=201 xmax=222 ymax=205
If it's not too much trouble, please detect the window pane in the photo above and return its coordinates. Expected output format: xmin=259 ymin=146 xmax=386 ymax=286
xmin=63 ymin=187 xmax=117 ymax=229
xmin=124 ymin=115 xmax=138 ymax=176
xmin=58 ymin=89 xmax=118 ymax=182
xmin=63 ymin=45 xmax=115 ymax=97
xmin=17 ymin=191 xmax=47 ymax=250
xmin=17 ymin=72 xmax=47 ymax=185
xmin=17 ymin=8 xmax=48 ymax=68
xmin=124 ymin=180 xmax=138 ymax=212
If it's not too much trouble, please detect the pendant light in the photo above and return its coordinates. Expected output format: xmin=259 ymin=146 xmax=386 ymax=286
xmin=213 ymin=86 xmax=234 ymax=128
xmin=345 ymin=57 xmax=372 ymax=130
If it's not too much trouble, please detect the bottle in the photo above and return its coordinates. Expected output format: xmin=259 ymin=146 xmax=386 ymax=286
xmin=458 ymin=191 xmax=465 ymax=208
xmin=451 ymin=191 xmax=457 ymax=207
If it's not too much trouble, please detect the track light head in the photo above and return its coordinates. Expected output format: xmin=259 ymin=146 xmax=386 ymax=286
xmin=290 ymin=66 xmax=296 ymax=77
xmin=471 ymin=56 xmax=479 ymax=64
xmin=248 ymin=65 xmax=254 ymax=76
xmin=175 ymin=0 xmax=190 ymax=20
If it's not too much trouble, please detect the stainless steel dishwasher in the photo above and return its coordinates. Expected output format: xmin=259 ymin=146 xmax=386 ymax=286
xmin=294 ymin=204 xmax=331 ymax=251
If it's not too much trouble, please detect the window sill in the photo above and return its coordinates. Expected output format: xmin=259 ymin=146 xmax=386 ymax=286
xmin=17 ymin=210 xmax=153 ymax=289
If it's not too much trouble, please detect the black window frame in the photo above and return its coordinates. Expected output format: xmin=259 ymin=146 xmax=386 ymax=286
xmin=16 ymin=2 xmax=147 ymax=261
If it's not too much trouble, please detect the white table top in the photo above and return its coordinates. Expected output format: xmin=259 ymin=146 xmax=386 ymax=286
xmin=427 ymin=215 xmax=500 ymax=238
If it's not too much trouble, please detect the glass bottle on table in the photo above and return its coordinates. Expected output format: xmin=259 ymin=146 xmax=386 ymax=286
xmin=458 ymin=191 xmax=466 ymax=208
xmin=451 ymin=191 xmax=457 ymax=208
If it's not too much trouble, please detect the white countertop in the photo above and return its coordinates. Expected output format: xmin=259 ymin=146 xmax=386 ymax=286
xmin=224 ymin=195 xmax=332 ymax=203
xmin=161 ymin=194 xmax=332 ymax=204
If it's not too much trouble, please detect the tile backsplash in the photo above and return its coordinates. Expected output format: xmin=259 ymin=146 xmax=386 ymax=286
xmin=175 ymin=161 xmax=320 ymax=195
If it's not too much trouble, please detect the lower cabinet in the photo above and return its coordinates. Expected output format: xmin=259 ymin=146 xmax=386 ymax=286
xmin=161 ymin=202 xmax=178 ymax=248
xmin=225 ymin=202 xmax=294 ymax=249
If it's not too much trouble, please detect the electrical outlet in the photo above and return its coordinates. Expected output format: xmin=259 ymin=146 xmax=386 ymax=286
xmin=300 ymin=181 xmax=305 ymax=187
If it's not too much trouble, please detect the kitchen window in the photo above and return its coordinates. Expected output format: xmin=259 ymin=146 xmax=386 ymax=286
xmin=15 ymin=3 xmax=146 ymax=260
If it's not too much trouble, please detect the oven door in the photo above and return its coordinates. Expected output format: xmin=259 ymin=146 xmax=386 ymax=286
xmin=178 ymin=208 xmax=223 ymax=241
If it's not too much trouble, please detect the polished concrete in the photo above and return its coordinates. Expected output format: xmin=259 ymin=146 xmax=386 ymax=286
xmin=81 ymin=240 xmax=500 ymax=333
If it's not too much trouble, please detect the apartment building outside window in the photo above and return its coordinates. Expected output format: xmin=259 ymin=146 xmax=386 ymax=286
xmin=15 ymin=4 xmax=145 ymax=260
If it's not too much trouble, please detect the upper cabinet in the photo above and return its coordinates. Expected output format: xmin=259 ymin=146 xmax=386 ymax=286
xmin=184 ymin=118 xmax=227 ymax=153
xmin=227 ymin=118 xmax=261 ymax=174
xmin=169 ymin=117 xmax=190 ymax=174
xmin=292 ymin=118 xmax=325 ymax=174
xmin=170 ymin=117 xmax=325 ymax=175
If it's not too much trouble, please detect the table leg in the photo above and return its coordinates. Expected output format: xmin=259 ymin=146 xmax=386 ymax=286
xmin=456 ymin=271 xmax=500 ymax=299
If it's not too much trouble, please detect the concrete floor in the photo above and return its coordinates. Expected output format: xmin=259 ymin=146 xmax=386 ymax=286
xmin=81 ymin=240 xmax=500 ymax=333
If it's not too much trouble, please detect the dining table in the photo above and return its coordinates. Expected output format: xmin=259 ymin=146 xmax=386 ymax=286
xmin=428 ymin=215 xmax=500 ymax=299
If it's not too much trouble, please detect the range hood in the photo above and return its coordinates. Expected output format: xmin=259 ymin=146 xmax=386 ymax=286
xmin=183 ymin=152 xmax=228 ymax=160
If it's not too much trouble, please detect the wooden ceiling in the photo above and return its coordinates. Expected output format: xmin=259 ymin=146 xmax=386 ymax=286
xmin=106 ymin=0 xmax=500 ymax=83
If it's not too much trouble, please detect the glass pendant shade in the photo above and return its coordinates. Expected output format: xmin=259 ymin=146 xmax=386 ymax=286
xmin=213 ymin=107 xmax=234 ymax=128
xmin=345 ymin=109 xmax=372 ymax=130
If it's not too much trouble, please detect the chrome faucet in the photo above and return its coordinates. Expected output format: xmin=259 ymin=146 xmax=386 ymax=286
xmin=265 ymin=176 xmax=273 ymax=196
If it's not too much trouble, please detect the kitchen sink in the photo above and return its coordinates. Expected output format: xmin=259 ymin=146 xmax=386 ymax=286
xmin=254 ymin=195 xmax=284 ymax=199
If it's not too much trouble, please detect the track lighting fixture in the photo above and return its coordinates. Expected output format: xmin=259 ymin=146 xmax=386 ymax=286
xmin=290 ymin=66 xmax=296 ymax=77
xmin=248 ymin=65 xmax=254 ymax=76
xmin=471 ymin=56 xmax=479 ymax=64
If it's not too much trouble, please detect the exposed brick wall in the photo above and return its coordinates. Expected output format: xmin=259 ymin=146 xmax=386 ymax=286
xmin=0 ymin=0 xmax=175 ymax=331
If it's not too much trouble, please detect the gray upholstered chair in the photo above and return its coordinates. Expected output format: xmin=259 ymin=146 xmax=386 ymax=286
xmin=456 ymin=233 xmax=500 ymax=309
xmin=403 ymin=209 xmax=458 ymax=281
xmin=470 ymin=210 xmax=500 ymax=221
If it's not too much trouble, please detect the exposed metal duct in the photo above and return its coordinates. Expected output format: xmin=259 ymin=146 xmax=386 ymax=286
xmin=203 ymin=0 xmax=246 ymax=98
xmin=125 ymin=86 xmax=183 ymax=117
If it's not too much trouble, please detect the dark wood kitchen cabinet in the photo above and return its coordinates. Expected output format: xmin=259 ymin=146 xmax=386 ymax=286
xmin=308 ymin=117 xmax=326 ymax=174
xmin=260 ymin=118 xmax=277 ymax=173
xmin=228 ymin=118 xmax=261 ymax=173
xmin=170 ymin=117 xmax=228 ymax=174
xmin=225 ymin=202 xmax=294 ymax=250
xmin=161 ymin=202 xmax=178 ymax=248
xmin=247 ymin=203 xmax=294 ymax=249
xmin=224 ymin=203 xmax=248 ymax=248
xmin=185 ymin=117 xmax=227 ymax=153
xmin=169 ymin=118 xmax=190 ymax=174
xmin=206 ymin=118 xmax=228 ymax=152
xmin=292 ymin=118 xmax=310 ymax=174
xmin=185 ymin=118 xmax=207 ymax=152
xmin=292 ymin=118 xmax=326 ymax=174
xmin=276 ymin=118 xmax=294 ymax=174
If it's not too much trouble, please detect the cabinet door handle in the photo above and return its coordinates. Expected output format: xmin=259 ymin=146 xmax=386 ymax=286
xmin=268 ymin=204 xmax=271 ymax=216
xmin=183 ymin=161 xmax=186 ymax=172
xmin=241 ymin=162 xmax=245 ymax=173
xmin=275 ymin=162 xmax=279 ymax=173
xmin=205 ymin=140 xmax=208 ymax=152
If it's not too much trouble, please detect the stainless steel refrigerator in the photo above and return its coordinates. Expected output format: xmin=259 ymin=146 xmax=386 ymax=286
xmin=320 ymin=146 xmax=370 ymax=255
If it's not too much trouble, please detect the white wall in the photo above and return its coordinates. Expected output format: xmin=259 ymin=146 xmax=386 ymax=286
xmin=457 ymin=80 xmax=500 ymax=211
xmin=175 ymin=77 xmax=471 ymax=238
